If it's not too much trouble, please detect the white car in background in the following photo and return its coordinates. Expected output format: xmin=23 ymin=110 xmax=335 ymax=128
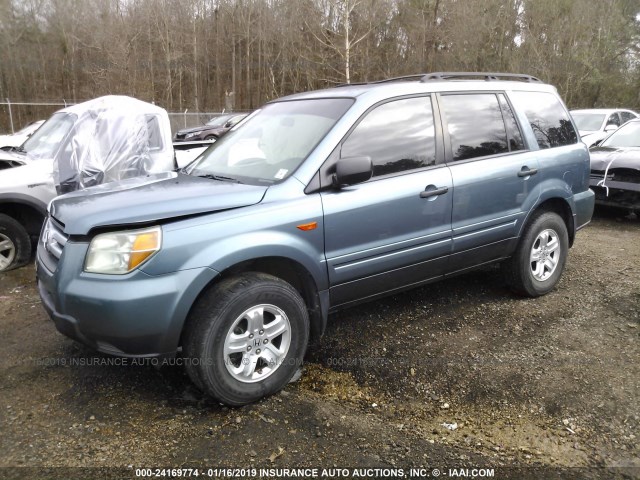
xmin=570 ymin=108 xmax=638 ymax=147
xmin=0 ymin=120 xmax=45 ymax=149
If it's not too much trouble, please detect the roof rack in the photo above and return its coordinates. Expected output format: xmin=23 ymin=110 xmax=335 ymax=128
xmin=372 ymin=74 xmax=427 ymax=84
xmin=333 ymin=72 xmax=542 ymax=88
xmin=335 ymin=75 xmax=425 ymax=88
xmin=334 ymin=81 xmax=369 ymax=88
xmin=420 ymin=72 xmax=542 ymax=83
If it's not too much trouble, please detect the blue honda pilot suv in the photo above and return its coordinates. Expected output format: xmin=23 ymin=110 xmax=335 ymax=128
xmin=37 ymin=73 xmax=595 ymax=405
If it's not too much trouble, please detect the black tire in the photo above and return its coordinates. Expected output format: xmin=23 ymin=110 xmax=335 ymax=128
xmin=503 ymin=211 xmax=569 ymax=297
xmin=183 ymin=272 xmax=309 ymax=406
xmin=0 ymin=214 xmax=31 ymax=272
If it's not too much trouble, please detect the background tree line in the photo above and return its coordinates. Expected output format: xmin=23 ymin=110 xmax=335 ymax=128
xmin=0 ymin=0 xmax=639 ymax=131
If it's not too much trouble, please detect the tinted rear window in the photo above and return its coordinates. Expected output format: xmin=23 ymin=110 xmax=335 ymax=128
xmin=511 ymin=91 xmax=578 ymax=149
xmin=440 ymin=93 xmax=509 ymax=161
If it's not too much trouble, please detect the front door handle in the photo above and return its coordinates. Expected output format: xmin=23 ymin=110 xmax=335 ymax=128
xmin=518 ymin=167 xmax=539 ymax=177
xmin=420 ymin=186 xmax=449 ymax=198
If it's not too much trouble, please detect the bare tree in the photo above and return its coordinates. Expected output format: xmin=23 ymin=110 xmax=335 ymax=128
xmin=0 ymin=0 xmax=638 ymax=131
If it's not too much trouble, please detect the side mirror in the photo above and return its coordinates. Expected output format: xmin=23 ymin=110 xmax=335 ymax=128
xmin=333 ymin=156 xmax=373 ymax=187
xmin=604 ymin=124 xmax=618 ymax=132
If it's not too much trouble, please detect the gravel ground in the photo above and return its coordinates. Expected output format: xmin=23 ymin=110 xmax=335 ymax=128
xmin=0 ymin=208 xmax=638 ymax=480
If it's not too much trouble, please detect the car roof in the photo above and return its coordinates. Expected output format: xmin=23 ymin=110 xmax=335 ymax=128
xmin=57 ymin=95 xmax=167 ymax=117
xmin=570 ymin=108 xmax=637 ymax=114
xmin=275 ymin=77 xmax=558 ymax=104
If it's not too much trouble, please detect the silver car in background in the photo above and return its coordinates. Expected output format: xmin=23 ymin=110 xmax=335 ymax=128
xmin=571 ymin=108 xmax=638 ymax=147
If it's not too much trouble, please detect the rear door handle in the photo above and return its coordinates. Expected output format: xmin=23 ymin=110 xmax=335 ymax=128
xmin=420 ymin=186 xmax=449 ymax=198
xmin=518 ymin=167 xmax=538 ymax=177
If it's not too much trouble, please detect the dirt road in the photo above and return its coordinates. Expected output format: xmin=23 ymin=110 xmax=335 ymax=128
xmin=1 ymin=209 xmax=638 ymax=479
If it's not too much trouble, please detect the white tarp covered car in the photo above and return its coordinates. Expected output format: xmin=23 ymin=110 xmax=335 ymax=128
xmin=0 ymin=95 xmax=175 ymax=272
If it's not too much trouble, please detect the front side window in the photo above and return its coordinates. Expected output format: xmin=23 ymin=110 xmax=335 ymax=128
xmin=511 ymin=91 xmax=578 ymax=149
xmin=187 ymin=98 xmax=353 ymax=185
xmin=440 ymin=93 xmax=509 ymax=161
xmin=341 ymin=97 xmax=436 ymax=177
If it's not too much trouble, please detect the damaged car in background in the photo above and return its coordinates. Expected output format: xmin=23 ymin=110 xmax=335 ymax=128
xmin=590 ymin=117 xmax=640 ymax=212
xmin=0 ymin=96 xmax=175 ymax=272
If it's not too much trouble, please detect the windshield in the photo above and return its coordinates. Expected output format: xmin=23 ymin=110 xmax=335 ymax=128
xmin=572 ymin=113 xmax=605 ymax=131
xmin=186 ymin=98 xmax=353 ymax=185
xmin=205 ymin=114 xmax=234 ymax=127
xmin=14 ymin=121 xmax=41 ymax=136
xmin=22 ymin=112 xmax=75 ymax=159
xmin=601 ymin=121 xmax=640 ymax=147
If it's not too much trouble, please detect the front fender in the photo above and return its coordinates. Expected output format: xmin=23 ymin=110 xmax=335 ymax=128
xmin=190 ymin=230 xmax=328 ymax=290
xmin=141 ymin=198 xmax=328 ymax=291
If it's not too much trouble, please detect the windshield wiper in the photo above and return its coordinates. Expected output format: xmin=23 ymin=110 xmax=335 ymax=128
xmin=197 ymin=173 xmax=242 ymax=184
xmin=4 ymin=145 xmax=26 ymax=154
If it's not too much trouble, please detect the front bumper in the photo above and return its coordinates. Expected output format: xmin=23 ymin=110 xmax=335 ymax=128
xmin=36 ymin=241 xmax=218 ymax=358
xmin=589 ymin=178 xmax=640 ymax=209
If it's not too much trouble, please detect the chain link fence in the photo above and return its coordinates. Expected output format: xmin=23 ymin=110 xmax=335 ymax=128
xmin=0 ymin=100 xmax=76 ymax=134
xmin=0 ymin=101 xmax=247 ymax=137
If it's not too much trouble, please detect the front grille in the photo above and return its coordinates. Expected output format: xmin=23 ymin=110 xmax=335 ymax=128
xmin=39 ymin=217 xmax=68 ymax=271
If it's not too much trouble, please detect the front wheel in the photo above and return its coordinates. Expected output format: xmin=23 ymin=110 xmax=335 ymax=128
xmin=503 ymin=211 xmax=569 ymax=297
xmin=183 ymin=273 xmax=309 ymax=406
xmin=0 ymin=214 xmax=31 ymax=272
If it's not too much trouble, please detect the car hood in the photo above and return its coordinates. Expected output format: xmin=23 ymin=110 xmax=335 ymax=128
xmin=589 ymin=146 xmax=640 ymax=171
xmin=50 ymin=172 xmax=268 ymax=235
xmin=176 ymin=125 xmax=209 ymax=135
xmin=581 ymin=131 xmax=607 ymax=147
xmin=0 ymin=149 xmax=27 ymax=163
xmin=579 ymin=130 xmax=597 ymax=136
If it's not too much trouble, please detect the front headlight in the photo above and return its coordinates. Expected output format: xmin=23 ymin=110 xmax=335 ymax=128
xmin=185 ymin=132 xmax=198 ymax=139
xmin=84 ymin=226 xmax=162 ymax=275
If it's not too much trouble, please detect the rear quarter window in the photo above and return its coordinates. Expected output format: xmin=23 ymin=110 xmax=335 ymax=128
xmin=145 ymin=115 xmax=164 ymax=151
xmin=510 ymin=91 xmax=578 ymax=149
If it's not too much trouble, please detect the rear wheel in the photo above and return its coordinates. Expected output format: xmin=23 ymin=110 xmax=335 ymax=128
xmin=503 ymin=211 xmax=569 ymax=297
xmin=0 ymin=214 xmax=31 ymax=272
xmin=183 ymin=273 xmax=309 ymax=406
